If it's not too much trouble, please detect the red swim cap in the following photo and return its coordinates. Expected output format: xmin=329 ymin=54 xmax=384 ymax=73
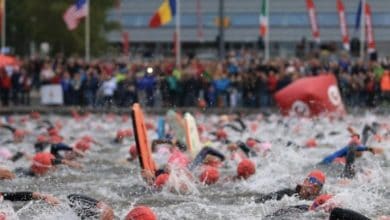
xmin=216 ymin=129 xmax=227 ymax=140
xmin=124 ymin=129 xmax=133 ymax=137
xmin=50 ymin=135 xmax=63 ymax=144
xmin=13 ymin=129 xmax=25 ymax=139
xmin=154 ymin=173 xmax=169 ymax=189
xmin=30 ymin=112 xmax=41 ymax=120
xmin=31 ymin=152 xmax=55 ymax=175
xmin=310 ymin=194 xmax=333 ymax=210
xmin=116 ymin=130 xmax=126 ymax=140
xmin=246 ymin=139 xmax=257 ymax=148
xmin=0 ymin=212 xmax=6 ymax=220
xmin=125 ymin=206 xmax=157 ymax=220
xmin=305 ymin=138 xmax=317 ymax=148
xmin=81 ymin=135 xmax=93 ymax=143
xmin=237 ymin=159 xmax=256 ymax=179
xmin=129 ymin=145 xmax=138 ymax=158
xmin=37 ymin=135 xmax=48 ymax=143
xmin=306 ymin=170 xmax=326 ymax=186
xmin=48 ymin=127 xmax=59 ymax=136
xmin=75 ymin=140 xmax=91 ymax=152
xmin=199 ymin=166 xmax=219 ymax=185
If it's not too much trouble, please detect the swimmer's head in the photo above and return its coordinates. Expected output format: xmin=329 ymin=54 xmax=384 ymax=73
xmin=237 ymin=159 xmax=256 ymax=179
xmin=125 ymin=206 xmax=157 ymax=220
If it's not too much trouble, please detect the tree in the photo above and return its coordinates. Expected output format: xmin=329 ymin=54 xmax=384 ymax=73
xmin=6 ymin=0 xmax=119 ymax=56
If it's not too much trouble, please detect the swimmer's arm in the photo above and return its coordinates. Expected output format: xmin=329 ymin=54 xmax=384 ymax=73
xmin=254 ymin=188 xmax=296 ymax=203
xmin=96 ymin=201 xmax=114 ymax=220
xmin=53 ymin=158 xmax=82 ymax=169
xmin=320 ymin=147 xmax=348 ymax=164
xmin=0 ymin=168 xmax=15 ymax=180
xmin=0 ymin=125 xmax=16 ymax=132
xmin=1 ymin=192 xmax=33 ymax=201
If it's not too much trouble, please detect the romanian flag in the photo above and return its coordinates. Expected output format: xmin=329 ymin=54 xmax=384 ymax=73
xmin=149 ymin=0 xmax=176 ymax=28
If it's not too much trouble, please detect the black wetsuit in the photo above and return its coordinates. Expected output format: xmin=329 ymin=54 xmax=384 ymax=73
xmin=254 ymin=186 xmax=299 ymax=203
xmin=188 ymin=147 xmax=225 ymax=171
xmin=0 ymin=192 xmax=34 ymax=201
xmin=67 ymin=194 xmax=101 ymax=220
xmin=50 ymin=143 xmax=73 ymax=159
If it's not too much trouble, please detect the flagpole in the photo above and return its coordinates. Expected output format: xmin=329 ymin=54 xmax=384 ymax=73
xmin=1 ymin=0 xmax=6 ymax=52
xmin=265 ymin=0 xmax=270 ymax=61
xmin=175 ymin=0 xmax=181 ymax=68
xmin=360 ymin=0 xmax=365 ymax=59
xmin=85 ymin=0 xmax=90 ymax=62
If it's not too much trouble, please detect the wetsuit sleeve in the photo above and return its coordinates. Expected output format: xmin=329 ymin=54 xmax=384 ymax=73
xmin=343 ymin=147 xmax=356 ymax=179
xmin=52 ymin=158 xmax=63 ymax=165
xmin=189 ymin=147 xmax=225 ymax=171
xmin=320 ymin=147 xmax=348 ymax=164
xmin=329 ymin=208 xmax=371 ymax=220
xmin=237 ymin=141 xmax=257 ymax=157
xmin=11 ymin=151 xmax=24 ymax=162
xmin=1 ymin=192 xmax=34 ymax=201
xmin=50 ymin=143 xmax=73 ymax=158
xmin=356 ymin=145 xmax=369 ymax=151
xmin=0 ymin=125 xmax=16 ymax=133
xmin=267 ymin=205 xmax=309 ymax=217
xmin=254 ymin=188 xmax=297 ymax=203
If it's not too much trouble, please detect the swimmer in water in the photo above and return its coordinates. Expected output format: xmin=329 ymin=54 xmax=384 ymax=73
xmin=67 ymin=194 xmax=157 ymax=220
xmin=0 ymin=191 xmax=59 ymax=205
xmin=255 ymin=170 xmax=326 ymax=203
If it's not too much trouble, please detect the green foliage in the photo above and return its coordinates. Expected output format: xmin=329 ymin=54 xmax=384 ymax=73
xmin=6 ymin=0 xmax=119 ymax=56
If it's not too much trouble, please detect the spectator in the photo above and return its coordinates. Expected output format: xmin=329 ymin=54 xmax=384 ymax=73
xmin=11 ymin=68 xmax=21 ymax=105
xmin=81 ymin=69 xmax=99 ymax=107
xmin=381 ymin=70 xmax=390 ymax=104
xmin=0 ymin=69 xmax=11 ymax=106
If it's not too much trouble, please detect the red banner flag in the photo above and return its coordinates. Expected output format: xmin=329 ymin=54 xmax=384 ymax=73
xmin=364 ymin=2 xmax=376 ymax=53
xmin=274 ymin=74 xmax=345 ymax=117
xmin=337 ymin=0 xmax=350 ymax=50
xmin=306 ymin=0 xmax=320 ymax=43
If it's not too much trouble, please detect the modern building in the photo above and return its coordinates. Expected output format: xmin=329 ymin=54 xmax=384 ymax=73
xmin=107 ymin=0 xmax=390 ymax=57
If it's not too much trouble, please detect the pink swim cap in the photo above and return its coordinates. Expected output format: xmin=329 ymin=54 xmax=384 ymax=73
xmin=0 ymin=148 xmax=12 ymax=160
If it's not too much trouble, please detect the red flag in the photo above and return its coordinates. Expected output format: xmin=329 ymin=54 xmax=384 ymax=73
xmin=274 ymin=74 xmax=345 ymax=117
xmin=306 ymin=0 xmax=320 ymax=43
xmin=122 ymin=32 xmax=129 ymax=55
xmin=364 ymin=2 xmax=376 ymax=53
xmin=337 ymin=0 xmax=350 ymax=50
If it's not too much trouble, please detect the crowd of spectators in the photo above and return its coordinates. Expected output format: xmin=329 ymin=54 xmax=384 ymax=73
xmin=1 ymin=50 xmax=390 ymax=109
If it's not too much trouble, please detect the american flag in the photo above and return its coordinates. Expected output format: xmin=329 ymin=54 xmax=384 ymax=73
xmin=63 ymin=0 xmax=88 ymax=30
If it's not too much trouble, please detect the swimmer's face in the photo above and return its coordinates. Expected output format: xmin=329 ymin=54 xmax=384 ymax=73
xmin=299 ymin=180 xmax=322 ymax=199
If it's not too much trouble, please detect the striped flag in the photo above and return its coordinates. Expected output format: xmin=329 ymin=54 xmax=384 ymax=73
xmin=306 ymin=0 xmax=320 ymax=43
xmin=259 ymin=0 xmax=268 ymax=37
xmin=336 ymin=0 xmax=350 ymax=50
xmin=63 ymin=0 xmax=88 ymax=31
xmin=364 ymin=2 xmax=376 ymax=53
xmin=149 ymin=0 xmax=176 ymax=28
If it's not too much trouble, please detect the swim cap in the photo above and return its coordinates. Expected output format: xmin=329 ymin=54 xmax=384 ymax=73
xmin=125 ymin=206 xmax=157 ymax=220
xmin=259 ymin=142 xmax=272 ymax=152
xmin=37 ymin=134 xmax=48 ymax=143
xmin=0 ymin=212 xmax=6 ymax=220
xmin=145 ymin=122 xmax=155 ymax=130
xmin=116 ymin=130 xmax=126 ymax=140
xmin=216 ymin=129 xmax=227 ymax=140
xmin=13 ymin=129 xmax=25 ymax=139
xmin=129 ymin=145 xmax=138 ymax=158
xmin=305 ymin=138 xmax=317 ymax=148
xmin=81 ymin=135 xmax=93 ymax=143
xmin=30 ymin=112 xmax=41 ymax=120
xmin=246 ymin=139 xmax=257 ymax=148
xmin=124 ymin=129 xmax=133 ymax=137
xmin=48 ymin=127 xmax=59 ymax=136
xmin=310 ymin=194 xmax=333 ymax=210
xmin=75 ymin=140 xmax=91 ymax=152
xmin=237 ymin=159 xmax=256 ymax=179
xmin=31 ymin=152 xmax=55 ymax=175
xmin=50 ymin=135 xmax=63 ymax=144
xmin=154 ymin=173 xmax=169 ymax=189
xmin=306 ymin=170 xmax=326 ymax=186
xmin=199 ymin=166 xmax=219 ymax=185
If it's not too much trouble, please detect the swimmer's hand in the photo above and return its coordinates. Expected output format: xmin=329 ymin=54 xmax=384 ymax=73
xmin=368 ymin=147 xmax=384 ymax=155
xmin=32 ymin=192 xmax=60 ymax=205
xmin=0 ymin=168 xmax=15 ymax=180
xmin=97 ymin=202 xmax=114 ymax=220
xmin=62 ymin=159 xmax=83 ymax=169
xmin=141 ymin=170 xmax=155 ymax=185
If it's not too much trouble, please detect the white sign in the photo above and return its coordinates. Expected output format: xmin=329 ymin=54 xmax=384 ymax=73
xmin=40 ymin=84 xmax=64 ymax=105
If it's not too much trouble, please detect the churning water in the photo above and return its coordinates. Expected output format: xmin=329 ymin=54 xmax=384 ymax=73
xmin=1 ymin=112 xmax=389 ymax=220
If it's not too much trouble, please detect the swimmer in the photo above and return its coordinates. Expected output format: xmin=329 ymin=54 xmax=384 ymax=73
xmin=0 ymin=191 xmax=59 ymax=205
xmin=255 ymin=170 xmax=326 ymax=203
